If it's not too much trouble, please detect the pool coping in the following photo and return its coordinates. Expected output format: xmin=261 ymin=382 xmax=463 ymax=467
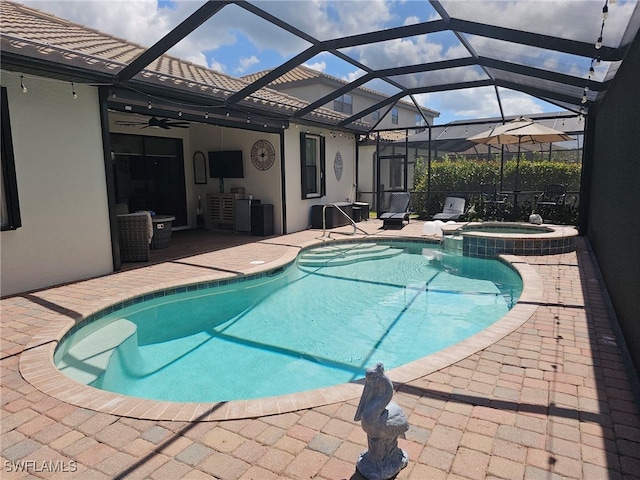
xmin=18 ymin=237 xmax=544 ymax=421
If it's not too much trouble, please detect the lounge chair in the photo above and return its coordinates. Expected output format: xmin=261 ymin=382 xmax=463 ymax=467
xmin=433 ymin=196 xmax=466 ymax=221
xmin=380 ymin=192 xmax=411 ymax=229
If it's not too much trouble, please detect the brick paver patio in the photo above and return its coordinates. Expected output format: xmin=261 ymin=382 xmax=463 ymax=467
xmin=2 ymin=221 xmax=639 ymax=479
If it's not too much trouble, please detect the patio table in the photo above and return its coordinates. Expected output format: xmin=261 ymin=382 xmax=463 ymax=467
xmin=151 ymin=215 xmax=175 ymax=249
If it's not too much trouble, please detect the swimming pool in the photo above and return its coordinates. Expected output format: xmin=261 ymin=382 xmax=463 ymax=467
xmin=54 ymin=241 xmax=522 ymax=403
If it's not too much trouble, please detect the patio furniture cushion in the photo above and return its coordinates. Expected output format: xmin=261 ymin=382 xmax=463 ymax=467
xmin=433 ymin=197 xmax=466 ymax=220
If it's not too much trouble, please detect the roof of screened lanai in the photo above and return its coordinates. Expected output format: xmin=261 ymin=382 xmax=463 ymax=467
xmin=1 ymin=0 xmax=639 ymax=132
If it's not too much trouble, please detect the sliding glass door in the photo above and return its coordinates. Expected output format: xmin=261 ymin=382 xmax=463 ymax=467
xmin=111 ymin=134 xmax=187 ymax=227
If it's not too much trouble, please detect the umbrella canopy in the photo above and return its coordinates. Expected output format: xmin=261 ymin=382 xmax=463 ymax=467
xmin=467 ymin=117 xmax=574 ymax=145
xmin=467 ymin=117 xmax=574 ymax=191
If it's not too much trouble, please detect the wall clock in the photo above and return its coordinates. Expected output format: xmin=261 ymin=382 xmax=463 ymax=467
xmin=251 ymin=139 xmax=276 ymax=171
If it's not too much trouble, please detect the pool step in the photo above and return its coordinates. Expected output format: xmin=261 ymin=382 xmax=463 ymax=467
xmin=55 ymin=318 xmax=137 ymax=384
xmin=298 ymin=243 xmax=403 ymax=267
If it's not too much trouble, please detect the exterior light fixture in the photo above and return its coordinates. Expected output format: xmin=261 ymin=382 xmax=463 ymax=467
xmin=20 ymin=76 xmax=27 ymax=93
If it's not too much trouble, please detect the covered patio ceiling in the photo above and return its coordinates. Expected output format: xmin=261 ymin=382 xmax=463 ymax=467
xmin=3 ymin=0 xmax=640 ymax=132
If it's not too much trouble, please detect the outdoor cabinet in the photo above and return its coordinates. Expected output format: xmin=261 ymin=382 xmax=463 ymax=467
xmin=251 ymin=204 xmax=274 ymax=236
xmin=207 ymin=193 xmax=240 ymax=230
xmin=235 ymin=198 xmax=260 ymax=232
xmin=310 ymin=203 xmax=353 ymax=229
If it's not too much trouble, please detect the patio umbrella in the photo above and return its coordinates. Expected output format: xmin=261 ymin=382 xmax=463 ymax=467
xmin=467 ymin=117 xmax=574 ymax=191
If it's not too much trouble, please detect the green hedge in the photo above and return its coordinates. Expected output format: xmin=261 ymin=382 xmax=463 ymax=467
xmin=412 ymin=156 xmax=581 ymax=223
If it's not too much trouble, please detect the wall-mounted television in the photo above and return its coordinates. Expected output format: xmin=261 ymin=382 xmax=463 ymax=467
xmin=208 ymin=150 xmax=244 ymax=178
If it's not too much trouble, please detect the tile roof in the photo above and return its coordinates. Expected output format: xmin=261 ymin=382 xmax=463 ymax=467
xmin=0 ymin=0 xmax=368 ymax=128
xmin=242 ymin=64 xmax=438 ymax=115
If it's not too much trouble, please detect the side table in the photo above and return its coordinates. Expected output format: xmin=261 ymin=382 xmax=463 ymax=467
xmin=151 ymin=215 xmax=175 ymax=249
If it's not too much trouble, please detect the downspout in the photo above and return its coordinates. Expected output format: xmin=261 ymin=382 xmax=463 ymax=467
xmin=279 ymin=129 xmax=287 ymax=234
xmin=98 ymin=86 xmax=121 ymax=270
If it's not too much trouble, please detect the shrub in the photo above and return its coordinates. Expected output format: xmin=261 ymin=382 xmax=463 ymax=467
xmin=412 ymin=156 xmax=581 ymax=223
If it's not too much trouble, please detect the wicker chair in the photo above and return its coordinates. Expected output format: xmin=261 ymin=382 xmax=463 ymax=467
xmin=117 ymin=212 xmax=153 ymax=262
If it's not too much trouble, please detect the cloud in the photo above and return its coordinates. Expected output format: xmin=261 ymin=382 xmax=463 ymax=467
xmin=419 ymin=87 xmax=549 ymax=124
xmin=22 ymin=0 xmax=175 ymax=47
xmin=304 ymin=61 xmax=327 ymax=73
xmin=236 ymin=56 xmax=260 ymax=74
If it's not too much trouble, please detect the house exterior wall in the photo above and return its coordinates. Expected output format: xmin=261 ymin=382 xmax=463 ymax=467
xmin=188 ymin=124 xmax=284 ymax=234
xmin=1 ymin=74 xmax=113 ymax=297
xmin=0 ymin=75 xmax=364 ymax=296
xmin=273 ymin=82 xmax=434 ymax=131
xmin=283 ymin=127 xmax=356 ymax=232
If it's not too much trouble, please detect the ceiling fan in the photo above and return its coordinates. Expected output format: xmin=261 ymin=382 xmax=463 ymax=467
xmin=115 ymin=116 xmax=190 ymax=130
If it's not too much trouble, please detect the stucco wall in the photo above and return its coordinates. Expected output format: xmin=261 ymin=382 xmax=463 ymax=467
xmin=189 ymin=124 xmax=284 ymax=234
xmin=1 ymin=74 xmax=113 ymax=296
xmin=283 ymin=127 xmax=357 ymax=233
xmin=586 ymin=31 xmax=640 ymax=375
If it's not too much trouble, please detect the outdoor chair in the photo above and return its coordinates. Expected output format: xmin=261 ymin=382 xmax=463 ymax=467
xmin=433 ymin=196 xmax=466 ymax=221
xmin=380 ymin=192 xmax=411 ymax=229
xmin=479 ymin=183 xmax=508 ymax=220
xmin=536 ymin=184 xmax=566 ymax=207
xmin=535 ymin=184 xmax=566 ymax=221
xmin=117 ymin=211 xmax=153 ymax=262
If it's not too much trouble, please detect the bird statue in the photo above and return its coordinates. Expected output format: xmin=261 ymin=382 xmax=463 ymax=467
xmin=354 ymin=363 xmax=409 ymax=480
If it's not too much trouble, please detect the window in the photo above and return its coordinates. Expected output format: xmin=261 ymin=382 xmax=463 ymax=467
xmin=300 ymin=132 xmax=325 ymax=198
xmin=333 ymin=94 xmax=353 ymax=114
xmin=1 ymin=87 xmax=21 ymax=231
xmin=391 ymin=108 xmax=399 ymax=125
xmin=372 ymin=110 xmax=380 ymax=121
xmin=415 ymin=114 xmax=427 ymax=132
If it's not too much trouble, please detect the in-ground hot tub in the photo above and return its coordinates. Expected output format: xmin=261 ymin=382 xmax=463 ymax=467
xmin=441 ymin=222 xmax=578 ymax=258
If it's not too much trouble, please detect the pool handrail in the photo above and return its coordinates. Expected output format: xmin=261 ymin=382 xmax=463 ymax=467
xmin=321 ymin=203 xmax=367 ymax=237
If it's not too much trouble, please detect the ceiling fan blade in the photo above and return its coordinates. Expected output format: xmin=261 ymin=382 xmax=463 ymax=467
xmin=114 ymin=120 xmax=147 ymax=126
xmin=116 ymin=116 xmax=189 ymax=129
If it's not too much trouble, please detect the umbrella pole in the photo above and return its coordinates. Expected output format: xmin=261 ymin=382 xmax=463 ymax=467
xmin=513 ymin=137 xmax=522 ymax=220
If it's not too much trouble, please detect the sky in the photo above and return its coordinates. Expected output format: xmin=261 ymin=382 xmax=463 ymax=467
xmin=19 ymin=0 xmax=635 ymax=125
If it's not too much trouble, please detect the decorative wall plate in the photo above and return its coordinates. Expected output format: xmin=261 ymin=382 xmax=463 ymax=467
xmin=251 ymin=139 xmax=276 ymax=171
xmin=334 ymin=151 xmax=343 ymax=181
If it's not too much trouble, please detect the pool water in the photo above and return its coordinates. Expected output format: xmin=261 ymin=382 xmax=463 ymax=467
xmin=55 ymin=242 xmax=522 ymax=402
